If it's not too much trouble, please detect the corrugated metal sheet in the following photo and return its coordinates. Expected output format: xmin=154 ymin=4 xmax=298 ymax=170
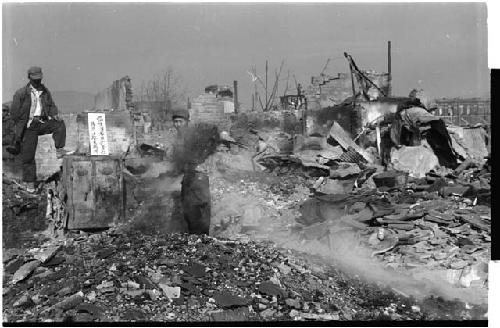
xmin=338 ymin=149 xmax=367 ymax=164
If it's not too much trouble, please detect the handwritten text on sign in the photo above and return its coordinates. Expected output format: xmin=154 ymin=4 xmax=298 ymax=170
xmin=88 ymin=113 xmax=109 ymax=155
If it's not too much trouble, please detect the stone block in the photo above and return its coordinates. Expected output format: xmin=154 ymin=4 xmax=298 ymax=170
xmin=390 ymin=144 xmax=440 ymax=178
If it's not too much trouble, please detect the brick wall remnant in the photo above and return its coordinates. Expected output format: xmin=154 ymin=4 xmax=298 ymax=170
xmin=190 ymin=93 xmax=232 ymax=131
xmin=307 ymin=72 xmax=390 ymax=110
xmin=94 ymin=76 xmax=134 ymax=111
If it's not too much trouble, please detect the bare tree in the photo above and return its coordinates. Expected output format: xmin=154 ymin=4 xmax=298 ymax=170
xmin=249 ymin=59 xmax=285 ymax=111
xmin=136 ymin=67 xmax=188 ymax=112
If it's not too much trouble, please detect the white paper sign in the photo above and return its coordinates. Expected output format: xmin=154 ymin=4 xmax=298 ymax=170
xmin=88 ymin=113 xmax=109 ymax=155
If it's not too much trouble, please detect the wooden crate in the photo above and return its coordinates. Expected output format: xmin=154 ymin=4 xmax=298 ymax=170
xmin=62 ymin=155 xmax=124 ymax=230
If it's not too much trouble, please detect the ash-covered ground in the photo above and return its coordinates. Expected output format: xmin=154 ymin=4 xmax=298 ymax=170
xmin=2 ymin=159 xmax=489 ymax=322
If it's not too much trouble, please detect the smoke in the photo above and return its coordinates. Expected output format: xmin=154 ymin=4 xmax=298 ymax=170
xmin=126 ymin=127 xmax=487 ymax=307
xmin=210 ymin=175 xmax=488 ymax=307
xmin=173 ymin=123 xmax=220 ymax=169
xmin=269 ymin=224 xmax=488 ymax=306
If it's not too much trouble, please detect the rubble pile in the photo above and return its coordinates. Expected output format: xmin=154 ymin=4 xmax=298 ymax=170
xmin=209 ymin=150 xmax=489 ymax=297
xmin=4 ymin=231 xmax=471 ymax=323
xmin=290 ymin=155 xmax=489 ymax=284
xmin=2 ymin=177 xmax=49 ymax=249
xmin=2 ymin=97 xmax=490 ymax=322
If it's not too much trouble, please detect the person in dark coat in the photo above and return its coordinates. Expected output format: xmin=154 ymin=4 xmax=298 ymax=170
xmin=7 ymin=66 xmax=72 ymax=192
xmin=171 ymin=108 xmax=214 ymax=235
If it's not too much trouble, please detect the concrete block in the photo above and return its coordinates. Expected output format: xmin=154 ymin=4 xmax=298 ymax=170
xmin=390 ymin=145 xmax=440 ymax=178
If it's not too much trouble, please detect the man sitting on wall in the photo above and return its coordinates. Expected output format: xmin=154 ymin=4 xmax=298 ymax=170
xmin=7 ymin=66 xmax=73 ymax=192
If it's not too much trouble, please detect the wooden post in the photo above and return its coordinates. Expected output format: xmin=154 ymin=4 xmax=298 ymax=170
xmin=265 ymin=60 xmax=268 ymax=111
xmin=376 ymin=124 xmax=381 ymax=156
xmin=344 ymin=52 xmax=356 ymax=106
xmin=387 ymin=41 xmax=392 ymax=97
xmin=233 ymin=80 xmax=239 ymax=113
xmin=349 ymin=65 xmax=356 ymax=106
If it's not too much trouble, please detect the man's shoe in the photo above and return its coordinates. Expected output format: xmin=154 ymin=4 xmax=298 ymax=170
xmin=56 ymin=148 xmax=75 ymax=159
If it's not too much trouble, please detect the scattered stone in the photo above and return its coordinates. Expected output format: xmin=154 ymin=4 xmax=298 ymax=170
xmin=33 ymin=246 xmax=60 ymax=263
xmin=450 ymin=260 xmax=469 ymax=270
xmin=13 ymin=295 xmax=34 ymax=308
xmin=184 ymin=262 xmax=207 ymax=277
xmin=54 ymin=292 xmax=84 ymax=311
xmin=159 ymin=284 xmax=180 ymax=299
xmin=210 ymin=307 xmax=250 ymax=321
xmin=96 ymin=248 xmax=115 ymax=259
xmin=213 ymin=292 xmax=250 ymax=308
xmin=260 ymin=308 xmax=276 ymax=319
xmin=86 ymin=291 xmax=97 ymax=302
xmin=5 ymin=258 xmax=25 ymax=275
xmin=259 ymin=281 xmax=286 ymax=298
xmin=372 ymin=171 xmax=408 ymax=188
xmin=285 ymin=298 xmax=301 ymax=309
xmin=390 ymin=145 xmax=440 ymax=179
xmin=12 ymin=260 xmax=41 ymax=284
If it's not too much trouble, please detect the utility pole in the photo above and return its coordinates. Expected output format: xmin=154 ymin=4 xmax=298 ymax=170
xmin=233 ymin=80 xmax=239 ymax=113
xmin=265 ymin=60 xmax=268 ymax=111
xmin=388 ymin=41 xmax=392 ymax=97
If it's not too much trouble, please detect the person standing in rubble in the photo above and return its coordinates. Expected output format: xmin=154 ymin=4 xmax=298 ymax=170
xmin=171 ymin=108 xmax=212 ymax=235
xmin=7 ymin=66 xmax=72 ymax=192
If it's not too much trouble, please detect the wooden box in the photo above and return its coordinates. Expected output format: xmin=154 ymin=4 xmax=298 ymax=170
xmin=62 ymin=155 xmax=124 ymax=230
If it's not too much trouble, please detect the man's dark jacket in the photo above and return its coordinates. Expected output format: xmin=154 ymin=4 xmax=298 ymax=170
xmin=10 ymin=83 xmax=58 ymax=139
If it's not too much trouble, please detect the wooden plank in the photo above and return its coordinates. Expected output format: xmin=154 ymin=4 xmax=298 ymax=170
xmin=93 ymin=159 xmax=123 ymax=227
xmin=67 ymin=160 xmax=93 ymax=229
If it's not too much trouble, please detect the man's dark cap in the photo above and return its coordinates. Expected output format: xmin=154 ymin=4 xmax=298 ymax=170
xmin=172 ymin=108 xmax=190 ymax=120
xmin=27 ymin=66 xmax=43 ymax=79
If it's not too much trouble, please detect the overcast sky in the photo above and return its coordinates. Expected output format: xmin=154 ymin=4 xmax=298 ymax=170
xmin=2 ymin=2 xmax=489 ymax=107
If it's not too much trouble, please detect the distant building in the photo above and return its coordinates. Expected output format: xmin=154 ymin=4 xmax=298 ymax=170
xmin=435 ymin=98 xmax=490 ymax=126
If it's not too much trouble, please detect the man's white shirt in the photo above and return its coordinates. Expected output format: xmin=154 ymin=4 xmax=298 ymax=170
xmin=28 ymin=85 xmax=43 ymax=127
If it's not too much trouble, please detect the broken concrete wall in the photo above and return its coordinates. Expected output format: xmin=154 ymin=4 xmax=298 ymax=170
xmin=94 ymin=76 xmax=134 ymax=111
xmin=310 ymin=72 xmax=390 ymax=109
xmin=76 ymin=111 xmax=134 ymax=155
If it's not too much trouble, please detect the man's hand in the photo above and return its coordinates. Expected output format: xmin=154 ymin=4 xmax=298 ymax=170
xmin=49 ymin=115 xmax=61 ymax=121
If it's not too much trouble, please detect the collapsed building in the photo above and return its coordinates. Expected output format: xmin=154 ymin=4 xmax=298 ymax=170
xmin=1 ymin=42 xmax=491 ymax=322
